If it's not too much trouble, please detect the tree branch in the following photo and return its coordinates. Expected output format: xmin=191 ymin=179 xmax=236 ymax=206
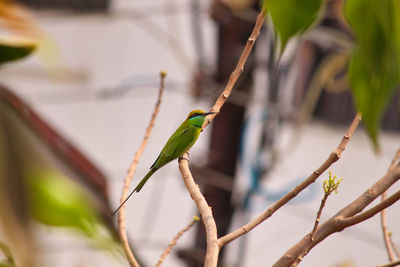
xmin=340 ymin=187 xmax=400 ymax=228
xmin=273 ymin=163 xmax=400 ymax=266
xmin=202 ymin=9 xmax=266 ymax=129
xmin=179 ymin=154 xmax=219 ymax=267
xmin=380 ymin=148 xmax=400 ymax=261
xmin=376 ymin=259 xmax=400 ymax=267
xmin=291 ymin=193 xmax=329 ymax=267
xmin=157 ymin=216 xmax=200 ymax=267
xmin=291 ymin=172 xmax=342 ymax=267
xmin=117 ymin=71 xmax=167 ymax=267
xmin=172 ymin=8 xmax=267 ymax=267
xmin=218 ymin=113 xmax=362 ymax=247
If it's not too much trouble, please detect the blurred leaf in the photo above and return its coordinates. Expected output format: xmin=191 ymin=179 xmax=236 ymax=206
xmin=0 ymin=262 xmax=14 ymax=267
xmin=0 ymin=36 xmax=37 ymax=64
xmin=0 ymin=240 xmax=16 ymax=267
xmin=0 ymin=0 xmax=55 ymax=66
xmin=395 ymin=0 xmax=400 ymax=64
xmin=26 ymin=169 xmax=121 ymax=253
xmin=344 ymin=0 xmax=400 ymax=149
xmin=0 ymin=0 xmax=39 ymax=35
xmin=264 ymin=0 xmax=324 ymax=52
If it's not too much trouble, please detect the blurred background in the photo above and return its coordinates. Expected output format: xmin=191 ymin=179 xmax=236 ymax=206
xmin=0 ymin=0 xmax=400 ymax=266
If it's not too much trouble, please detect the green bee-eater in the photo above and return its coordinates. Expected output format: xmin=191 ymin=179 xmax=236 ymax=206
xmin=113 ymin=109 xmax=215 ymax=214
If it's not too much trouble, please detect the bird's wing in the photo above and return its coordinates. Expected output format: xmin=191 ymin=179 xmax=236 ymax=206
xmin=150 ymin=127 xmax=190 ymax=170
xmin=162 ymin=127 xmax=189 ymax=158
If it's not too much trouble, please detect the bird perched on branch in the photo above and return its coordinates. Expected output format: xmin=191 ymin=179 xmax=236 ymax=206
xmin=113 ymin=109 xmax=215 ymax=214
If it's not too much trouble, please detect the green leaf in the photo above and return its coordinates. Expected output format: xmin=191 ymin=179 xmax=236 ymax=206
xmin=0 ymin=36 xmax=37 ymax=64
xmin=0 ymin=241 xmax=15 ymax=267
xmin=0 ymin=241 xmax=16 ymax=267
xmin=344 ymin=0 xmax=400 ymax=149
xmin=25 ymin=169 xmax=121 ymax=253
xmin=0 ymin=262 xmax=14 ymax=267
xmin=395 ymin=0 xmax=400 ymax=64
xmin=264 ymin=0 xmax=324 ymax=52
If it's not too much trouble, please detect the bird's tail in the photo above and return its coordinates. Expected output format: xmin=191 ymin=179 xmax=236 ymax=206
xmin=134 ymin=168 xmax=156 ymax=193
xmin=112 ymin=168 xmax=157 ymax=215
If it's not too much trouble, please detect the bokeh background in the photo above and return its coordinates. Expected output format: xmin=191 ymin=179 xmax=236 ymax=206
xmin=1 ymin=0 xmax=400 ymax=266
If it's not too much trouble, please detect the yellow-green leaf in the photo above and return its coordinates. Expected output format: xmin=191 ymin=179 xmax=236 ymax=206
xmin=0 ymin=36 xmax=37 ymax=64
xmin=265 ymin=0 xmax=324 ymax=53
xmin=344 ymin=0 xmax=400 ymax=149
xmin=25 ymin=169 xmax=121 ymax=253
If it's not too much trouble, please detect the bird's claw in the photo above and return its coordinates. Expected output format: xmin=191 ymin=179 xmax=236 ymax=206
xmin=179 ymin=152 xmax=190 ymax=163
xmin=178 ymin=156 xmax=189 ymax=163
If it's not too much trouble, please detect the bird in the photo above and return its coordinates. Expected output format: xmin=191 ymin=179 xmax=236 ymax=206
xmin=113 ymin=109 xmax=215 ymax=215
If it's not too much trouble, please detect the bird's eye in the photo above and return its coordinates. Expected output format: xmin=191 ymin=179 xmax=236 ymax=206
xmin=190 ymin=113 xmax=200 ymax=119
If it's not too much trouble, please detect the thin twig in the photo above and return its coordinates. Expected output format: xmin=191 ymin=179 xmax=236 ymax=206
xmin=202 ymin=9 xmax=266 ymax=130
xmin=157 ymin=216 xmax=200 ymax=267
xmin=274 ymin=163 xmax=400 ymax=266
xmin=291 ymin=193 xmax=329 ymax=267
xmin=117 ymin=71 xmax=167 ymax=267
xmin=291 ymin=172 xmax=342 ymax=267
xmin=381 ymin=148 xmax=400 ymax=261
xmin=381 ymin=194 xmax=395 ymax=261
xmin=376 ymin=259 xmax=400 ymax=267
xmin=311 ymin=195 xmax=328 ymax=239
xmin=389 ymin=236 xmax=400 ymax=259
xmin=218 ymin=113 xmax=362 ymax=247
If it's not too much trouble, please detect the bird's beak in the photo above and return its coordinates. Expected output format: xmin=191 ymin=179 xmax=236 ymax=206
xmin=203 ymin=111 xmax=216 ymax=116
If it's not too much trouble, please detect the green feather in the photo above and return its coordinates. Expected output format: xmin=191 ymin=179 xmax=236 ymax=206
xmin=113 ymin=109 xmax=214 ymax=215
xmin=133 ymin=168 xmax=156 ymax=193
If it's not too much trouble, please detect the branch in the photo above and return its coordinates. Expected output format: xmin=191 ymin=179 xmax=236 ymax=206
xmin=291 ymin=172 xmax=343 ymax=267
xmin=173 ymin=8 xmax=267 ymax=267
xmin=291 ymin=194 xmax=329 ymax=267
xmin=202 ymin=9 xmax=266 ymax=129
xmin=389 ymin=235 xmax=400 ymax=259
xmin=179 ymin=154 xmax=219 ymax=267
xmin=380 ymin=148 xmax=400 ymax=261
xmin=156 ymin=216 xmax=200 ymax=267
xmin=340 ymin=188 xmax=400 ymax=228
xmin=218 ymin=113 xmax=362 ymax=247
xmin=273 ymin=164 xmax=400 ymax=266
xmin=376 ymin=259 xmax=400 ymax=267
xmin=117 ymin=71 xmax=167 ymax=267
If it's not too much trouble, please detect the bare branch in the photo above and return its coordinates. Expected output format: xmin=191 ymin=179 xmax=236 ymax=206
xmin=273 ymin=164 xmax=400 ymax=266
xmin=376 ymin=259 xmax=400 ymax=267
xmin=179 ymin=154 xmax=219 ymax=267
xmin=291 ymin=172 xmax=343 ymax=266
xmin=117 ymin=71 xmax=167 ymax=267
xmin=218 ymin=113 xmax=362 ymax=247
xmin=381 ymin=197 xmax=395 ymax=261
xmin=380 ymin=148 xmax=400 ymax=261
xmin=202 ymin=9 xmax=266 ymax=130
xmin=291 ymin=193 xmax=330 ymax=267
xmin=340 ymin=188 xmax=400 ymax=228
xmin=389 ymin=236 xmax=400 ymax=259
xmin=157 ymin=216 xmax=200 ymax=267
xmin=171 ymin=8 xmax=267 ymax=267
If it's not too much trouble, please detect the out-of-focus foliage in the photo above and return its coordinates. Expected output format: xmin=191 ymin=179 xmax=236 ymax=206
xmin=263 ymin=0 xmax=400 ymax=149
xmin=344 ymin=0 xmax=400 ymax=149
xmin=26 ymin=169 xmax=121 ymax=253
xmin=264 ymin=0 xmax=324 ymax=53
xmin=0 ymin=36 xmax=37 ymax=64
xmin=26 ymin=169 xmax=98 ymax=229
xmin=0 ymin=0 xmax=40 ymax=64
xmin=0 ymin=241 xmax=16 ymax=267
